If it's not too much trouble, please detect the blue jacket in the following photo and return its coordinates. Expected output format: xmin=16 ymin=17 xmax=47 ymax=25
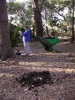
xmin=21 ymin=29 xmax=30 ymax=42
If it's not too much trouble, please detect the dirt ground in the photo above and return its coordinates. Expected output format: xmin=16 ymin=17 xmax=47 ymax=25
xmin=0 ymin=37 xmax=75 ymax=100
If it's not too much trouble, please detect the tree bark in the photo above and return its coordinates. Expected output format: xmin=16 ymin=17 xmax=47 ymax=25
xmin=34 ymin=8 xmax=43 ymax=37
xmin=32 ymin=0 xmax=43 ymax=37
xmin=71 ymin=0 xmax=74 ymax=43
xmin=0 ymin=0 xmax=12 ymax=60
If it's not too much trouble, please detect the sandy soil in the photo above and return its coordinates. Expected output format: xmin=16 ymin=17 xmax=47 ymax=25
xmin=0 ymin=38 xmax=75 ymax=100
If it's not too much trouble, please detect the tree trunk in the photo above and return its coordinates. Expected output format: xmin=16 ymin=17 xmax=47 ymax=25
xmin=71 ymin=0 xmax=74 ymax=43
xmin=34 ymin=8 xmax=43 ymax=37
xmin=33 ymin=0 xmax=43 ymax=37
xmin=0 ymin=0 xmax=12 ymax=60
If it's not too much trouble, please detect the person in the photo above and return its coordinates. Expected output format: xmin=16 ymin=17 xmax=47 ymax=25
xmin=19 ymin=26 xmax=30 ymax=56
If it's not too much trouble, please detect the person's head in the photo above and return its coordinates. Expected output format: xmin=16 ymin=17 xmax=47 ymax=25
xmin=24 ymin=26 xmax=29 ymax=30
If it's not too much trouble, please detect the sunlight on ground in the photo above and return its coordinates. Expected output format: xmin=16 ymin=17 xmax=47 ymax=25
xmin=19 ymin=61 xmax=75 ymax=74
xmin=0 ymin=73 xmax=14 ymax=77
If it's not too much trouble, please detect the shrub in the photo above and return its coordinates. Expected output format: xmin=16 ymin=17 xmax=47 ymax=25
xmin=9 ymin=23 xmax=21 ymax=47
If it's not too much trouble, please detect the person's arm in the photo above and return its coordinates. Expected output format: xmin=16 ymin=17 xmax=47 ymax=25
xmin=19 ymin=31 xmax=26 ymax=37
xmin=22 ymin=30 xmax=29 ymax=36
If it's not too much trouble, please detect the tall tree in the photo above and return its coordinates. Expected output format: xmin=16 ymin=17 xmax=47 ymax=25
xmin=71 ymin=0 xmax=74 ymax=43
xmin=0 ymin=0 xmax=12 ymax=60
xmin=31 ymin=0 xmax=43 ymax=37
xmin=7 ymin=2 xmax=33 ymax=27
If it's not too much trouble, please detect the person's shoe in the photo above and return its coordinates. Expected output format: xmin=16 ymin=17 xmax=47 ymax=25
xmin=24 ymin=54 xmax=28 ymax=56
xmin=21 ymin=53 xmax=30 ymax=56
xmin=24 ymin=54 xmax=30 ymax=56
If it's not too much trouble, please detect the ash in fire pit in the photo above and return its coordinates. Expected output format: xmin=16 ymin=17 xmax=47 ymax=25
xmin=16 ymin=71 xmax=54 ymax=89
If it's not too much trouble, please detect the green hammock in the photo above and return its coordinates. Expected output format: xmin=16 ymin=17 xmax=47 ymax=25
xmin=38 ymin=36 xmax=59 ymax=52
xmin=45 ymin=36 xmax=59 ymax=46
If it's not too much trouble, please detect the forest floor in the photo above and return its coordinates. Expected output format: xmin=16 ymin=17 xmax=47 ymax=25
xmin=0 ymin=37 xmax=75 ymax=100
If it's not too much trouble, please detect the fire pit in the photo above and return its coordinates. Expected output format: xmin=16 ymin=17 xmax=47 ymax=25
xmin=16 ymin=71 xmax=54 ymax=90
